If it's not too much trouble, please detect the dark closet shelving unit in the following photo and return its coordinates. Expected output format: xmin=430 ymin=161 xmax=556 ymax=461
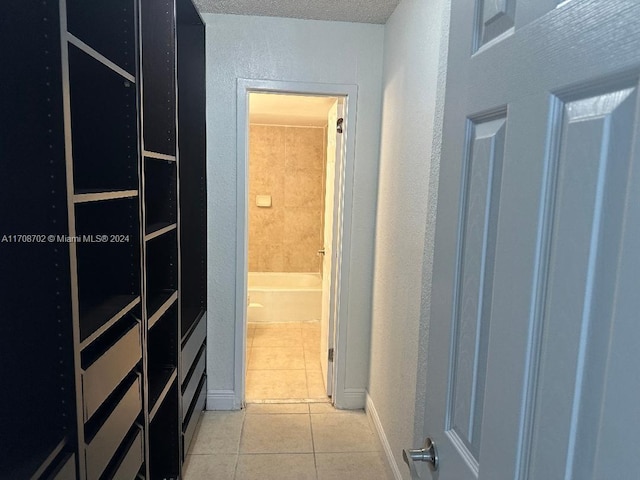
xmin=0 ymin=2 xmax=76 ymax=478
xmin=177 ymin=0 xmax=208 ymax=457
xmin=2 ymin=0 xmax=206 ymax=478
xmin=62 ymin=1 xmax=145 ymax=479
xmin=139 ymin=0 xmax=184 ymax=476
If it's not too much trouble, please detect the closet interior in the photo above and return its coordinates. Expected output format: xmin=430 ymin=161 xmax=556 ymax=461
xmin=1 ymin=0 xmax=208 ymax=478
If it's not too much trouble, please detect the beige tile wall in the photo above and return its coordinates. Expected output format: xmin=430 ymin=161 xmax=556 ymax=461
xmin=248 ymin=124 xmax=326 ymax=273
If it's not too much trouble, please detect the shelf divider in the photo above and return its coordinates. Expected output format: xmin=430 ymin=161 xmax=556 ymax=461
xmin=149 ymin=369 xmax=177 ymax=421
xmin=74 ymin=190 xmax=138 ymax=204
xmin=148 ymin=291 xmax=178 ymax=330
xmin=66 ymin=32 xmax=135 ymax=83
xmin=145 ymin=222 xmax=177 ymax=242
xmin=144 ymin=150 xmax=177 ymax=162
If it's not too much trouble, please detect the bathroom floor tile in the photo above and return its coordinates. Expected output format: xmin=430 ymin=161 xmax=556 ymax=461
xmin=248 ymin=346 xmax=305 ymax=370
xmin=246 ymin=369 xmax=308 ymax=400
xmin=245 ymin=403 xmax=309 ymax=415
xmin=306 ymin=369 xmax=327 ymax=398
xmin=252 ymin=328 xmax=302 ymax=347
xmin=255 ymin=321 xmax=302 ymax=331
xmin=302 ymin=328 xmax=320 ymax=341
xmin=246 ymin=321 xmax=326 ymax=401
xmin=240 ymin=413 xmax=313 ymax=453
xmin=236 ymin=453 xmax=316 ymax=480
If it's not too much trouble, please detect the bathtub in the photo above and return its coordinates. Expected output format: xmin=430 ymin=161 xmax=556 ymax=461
xmin=247 ymin=272 xmax=322 ymax=323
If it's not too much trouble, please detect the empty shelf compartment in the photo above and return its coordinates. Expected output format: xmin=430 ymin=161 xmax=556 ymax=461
xmin=144 ymin=158 xmax=177 ymax=235
xmin=68 ymin=44 xmax=138 ymax=193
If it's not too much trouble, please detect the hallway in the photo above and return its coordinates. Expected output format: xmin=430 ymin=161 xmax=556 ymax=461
xmin=183 ymin=403 xmax=391 ymax=479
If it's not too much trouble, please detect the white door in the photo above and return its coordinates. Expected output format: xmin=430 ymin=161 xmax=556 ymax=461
xmin=412 ymin=1 xmax=640 ymax=479
xmin=320 ymin=99 xmax=343 ymax=396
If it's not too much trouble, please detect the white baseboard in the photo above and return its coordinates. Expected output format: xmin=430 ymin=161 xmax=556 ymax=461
xmin=206 ymin=389 xmax=240 ymax=410
xmin=366 ymin=393 xmax=403 ymax=480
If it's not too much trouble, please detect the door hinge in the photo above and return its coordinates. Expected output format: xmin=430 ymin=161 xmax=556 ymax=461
xmin=336 ymin=118 xmax=344 ymax=133
xmin=328 ymin=348 xmax=334 ymax=362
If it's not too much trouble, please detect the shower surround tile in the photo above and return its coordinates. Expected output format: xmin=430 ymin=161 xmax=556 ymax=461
xmin=248 ymin=124 xmax=326 ymax=273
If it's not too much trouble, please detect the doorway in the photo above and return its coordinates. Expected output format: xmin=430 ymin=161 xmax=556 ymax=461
xmin=235 ymin=80 xmax=355 ymax=407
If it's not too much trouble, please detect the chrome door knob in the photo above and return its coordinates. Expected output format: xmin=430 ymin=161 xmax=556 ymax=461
xmin=403 ymin=437 xmax=438 ymax=478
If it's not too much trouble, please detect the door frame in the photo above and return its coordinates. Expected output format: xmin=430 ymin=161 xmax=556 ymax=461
xmin=235 ymin=78 xmax=358 ymax=406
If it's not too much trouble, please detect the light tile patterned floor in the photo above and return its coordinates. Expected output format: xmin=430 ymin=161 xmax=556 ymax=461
xmin=182 ymin=322 xmax=392 ymax=479
xmin=183 ymin=404 xmax=392 ymax=480
xmin=246 ymin=321 xmax=328 ymax=401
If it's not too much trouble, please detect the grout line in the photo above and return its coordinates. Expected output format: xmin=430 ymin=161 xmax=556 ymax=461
xmin=232 ymin=410 xmax=247 ymax=479
xmin=308 ymin=409 xmax=319 ymax=480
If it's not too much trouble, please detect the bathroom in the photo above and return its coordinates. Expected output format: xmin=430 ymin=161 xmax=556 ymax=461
xmin=245 ymin=93 xmax=341 ymax=402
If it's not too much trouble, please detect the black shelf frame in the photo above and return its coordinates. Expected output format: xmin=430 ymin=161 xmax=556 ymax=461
xmin=138 ymin=0 xmax=185 ymax=477
xmin=0 ymin=2 xmax=77 ymax=477
xmin=177 ymin=0 xmax=207 ymax=342
xmin=60 ymin=0 xmax=144 ymax=478
xmin=176 ymin=0 xmax=208 ymax=466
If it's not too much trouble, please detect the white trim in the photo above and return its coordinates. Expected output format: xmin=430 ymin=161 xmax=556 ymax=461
xmin=206 ymin=390 xmax=239 ymax=410
xmin=366 ymin=393 xmax=403 ymax=480
xmin=235 ymin=78 xmax=358 ymax=408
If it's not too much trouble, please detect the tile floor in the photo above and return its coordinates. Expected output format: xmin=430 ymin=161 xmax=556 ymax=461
xmin=246 ymin=321 xmax=328 ymax=401
xmin=182 ymin=321 xmax=391 ymax=479
xmin=183 ymin=403 xmax=392 ymax=480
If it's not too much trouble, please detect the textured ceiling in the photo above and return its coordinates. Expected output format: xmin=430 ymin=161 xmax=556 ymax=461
xmin=193 ymin=0 xmax=400 ymax=24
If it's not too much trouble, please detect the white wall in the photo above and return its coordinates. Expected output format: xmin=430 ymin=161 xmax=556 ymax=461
xmin=202 ymin=13 xmax=384 ymax=408
xmin=367 ymin=0 xmax=450 ymax=477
